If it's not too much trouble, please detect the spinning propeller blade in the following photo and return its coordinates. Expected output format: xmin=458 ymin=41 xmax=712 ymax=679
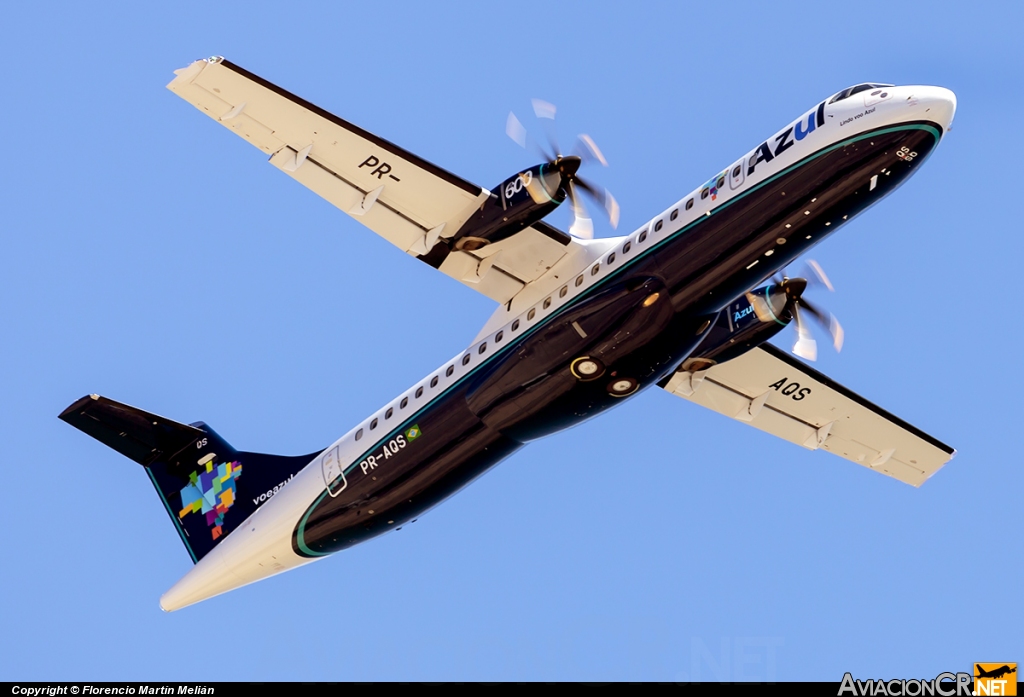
xmin=505 ymin=112 xmax=527 ymax=149
xmin=777 ymin=260 xmax=843 ymax=360
xmin=507 ymin=100 xmax=619 ymax=236
xmin=791 ymin=304 xmax=818 ymax=362
xmin=806 ymin=258 xmax=835 ymax=292
xmin=531 ymin=98 xmax=557 ymax=120
xmin=576 ymin=134 xmax=609 ymax=167
xmin=567 ymin=181 xmax=594 ymax=239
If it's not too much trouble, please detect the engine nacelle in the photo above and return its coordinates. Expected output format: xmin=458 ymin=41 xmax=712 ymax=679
xmin=682 ymin=284 xmax=793 ymax=371
xmin=416 ymin=157 xmax=585 ymax=267
xmin=451 ymin=159 xmax=575 ymax=251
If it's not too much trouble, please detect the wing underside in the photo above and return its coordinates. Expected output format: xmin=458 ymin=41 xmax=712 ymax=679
xmin=660 ymin=343 xmax=954 ymax=486
xmin=167 ymin=57 xmax=579 ymax=304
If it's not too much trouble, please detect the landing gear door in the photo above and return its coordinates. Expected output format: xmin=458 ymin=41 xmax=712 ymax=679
xmin=728 ymin=160 xmax=745 ymax=190
xmin=321 ymin=446 xmax=347 ymax=497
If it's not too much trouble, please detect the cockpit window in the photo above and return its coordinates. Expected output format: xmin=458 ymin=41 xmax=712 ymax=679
xmin=829 ymin=83 xmax=894 ymax=104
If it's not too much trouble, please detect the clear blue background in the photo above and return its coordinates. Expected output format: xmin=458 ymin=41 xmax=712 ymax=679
xmin=1 ymin=0 xmax=1019 ymax=681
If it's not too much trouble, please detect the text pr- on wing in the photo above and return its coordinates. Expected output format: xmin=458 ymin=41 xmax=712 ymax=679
xmin=167 ymin=57 xmax=578 ymax=305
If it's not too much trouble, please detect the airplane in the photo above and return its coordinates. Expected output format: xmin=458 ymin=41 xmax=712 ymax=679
xmin=60 ymin=57 xmax=957 ymax=611
xmin=976 ymin=666 xmax=1017 ymax=680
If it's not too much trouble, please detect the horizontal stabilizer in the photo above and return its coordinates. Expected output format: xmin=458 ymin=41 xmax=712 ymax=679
xmin=59 ymin=395 xmax=204 ymax=468
xmin=60 ymin=394 xmax=322 ymax=562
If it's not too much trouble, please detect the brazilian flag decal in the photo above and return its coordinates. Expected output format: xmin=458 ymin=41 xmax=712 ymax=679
xmin=405 ymin=424 xmax=422 ymax=442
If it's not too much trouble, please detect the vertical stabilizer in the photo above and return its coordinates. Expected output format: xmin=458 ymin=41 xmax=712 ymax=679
xmin=59 ymin=395 xmax=321 ymax=562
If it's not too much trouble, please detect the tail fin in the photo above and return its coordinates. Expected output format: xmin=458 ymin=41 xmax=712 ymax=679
xmin=59 ymin=394 xmax=321 ymax=563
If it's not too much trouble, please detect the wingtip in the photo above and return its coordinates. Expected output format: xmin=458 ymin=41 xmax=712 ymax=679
xmin=58 ymin=394 xmax=100 ymax=422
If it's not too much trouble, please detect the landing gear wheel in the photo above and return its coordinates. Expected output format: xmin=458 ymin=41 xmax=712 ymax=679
xmin=570 ymin=356 xmax=605 ymax=381
xmin=607 ymin=377 xmax=639 ymax=397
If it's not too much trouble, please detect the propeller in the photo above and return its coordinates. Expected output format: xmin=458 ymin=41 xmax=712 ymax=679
xmin=774 ymin=260 xmax=844 ymax=362
xmin=506 ymin=101 xmax=619 ymax=239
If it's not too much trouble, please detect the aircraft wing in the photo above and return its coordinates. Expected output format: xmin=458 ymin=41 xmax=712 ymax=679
xmin=166 ymin=57 xmax=579 ymax=305
xmin=660 ymin=343 xmax=954 ymax=486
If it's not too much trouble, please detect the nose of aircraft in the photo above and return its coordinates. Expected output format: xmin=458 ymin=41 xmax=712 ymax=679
xmin=908 ymin=85 xmax=957 ymax=132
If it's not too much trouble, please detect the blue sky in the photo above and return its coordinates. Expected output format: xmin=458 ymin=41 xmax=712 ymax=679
xmin=1 ymin=0 xmax=1020 ymax=681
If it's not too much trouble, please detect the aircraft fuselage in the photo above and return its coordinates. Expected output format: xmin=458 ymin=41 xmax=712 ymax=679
xmin=160 ymin=84 xmax=956 ymax=610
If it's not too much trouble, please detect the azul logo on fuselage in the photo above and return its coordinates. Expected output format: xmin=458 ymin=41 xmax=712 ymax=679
xmin=747 ymin=102 xmax=827 ymax=177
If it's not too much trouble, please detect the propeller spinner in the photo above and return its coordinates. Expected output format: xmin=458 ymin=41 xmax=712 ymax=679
xmin=506 ymin=102 xmax=619 ymax=239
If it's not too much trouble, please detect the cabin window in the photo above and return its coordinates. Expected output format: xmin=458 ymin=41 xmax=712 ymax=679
xmin=355 ymin=428 xmax=363 ymax=441
xmin=478 ymin=342 xmax=487 ymax=354
xmin=654 ymin=220 xmax=663 ymax=232
xmin=575 ymin=275 xmax=584 ymax=287
xmin=495 ymin=330 xmax=503 ymax=343
xmin=607 ymin=253 xmax=616 ymax=265
xmin=639 ymin=231 xmax=648 ymax=243
xmin=622 ymin=241 xmax=631 ymax=255
xmin=591 ymin=264 xmax=600 ymax=276
xmin=385 ymin=408 xmax=393 ymax=420
xmin=512 ymin=320 xmax=520 ymax=331
xmin=732 ymin=165 xmax=741 ymax=178
xmin=446 ymin=364 xmax=455 ymax=376
xmin=543 ymin=297 xmax=552 ymax=310
xmin=716 ymin=175 xmax=725 ymax=189
xmin=686 ymin=198 xmax=694 ymax=210
xmin=431 ymin=375 xmax=440 ymax=387
xmin=700 ymin=188 xmax=709 ymax=200
xmin=527 ymin=308 xmax=536 ymax=321
xmin=462 ymin=354 xmax=471 ymax=366
xmin=370 ymin=418 xmax=378 ymax=430
xmin=559 ymin=286 xmax=568 ymax=298
xmin=400 ymin=397 xmax=408 ymax=409
xmin=415 ymin=387 xmax=424 ymax=398
xmin=670 ymin=209 xmax=679 ymax=221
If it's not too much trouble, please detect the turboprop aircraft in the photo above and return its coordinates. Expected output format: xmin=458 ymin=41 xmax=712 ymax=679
xmin=60 ymin=57 xmax=957 ymax=611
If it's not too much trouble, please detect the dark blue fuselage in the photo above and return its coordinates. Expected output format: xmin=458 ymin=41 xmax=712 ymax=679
xmin=293 ymin=121 xmax=942 ymax=558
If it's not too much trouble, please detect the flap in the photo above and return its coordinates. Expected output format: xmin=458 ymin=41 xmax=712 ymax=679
xmin=660 ymin=343 xmax=955 ymax=486
xmin=438 ymin=221 xmax=574 ymax=297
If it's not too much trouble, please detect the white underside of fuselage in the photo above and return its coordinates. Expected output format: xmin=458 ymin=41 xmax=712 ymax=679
xmin=160 ymin=84 xmax=956 ymax=612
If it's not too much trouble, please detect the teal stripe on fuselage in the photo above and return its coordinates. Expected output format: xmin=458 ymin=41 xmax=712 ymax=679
xmin=294 ymin=122 xmax=941 ymax=556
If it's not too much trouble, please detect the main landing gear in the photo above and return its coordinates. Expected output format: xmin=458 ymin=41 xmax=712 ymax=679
xmin=570 ymin=356 xmax=605 ymax=381
xmin=606 ymin=377 xmax=639 ymax=398
xmin=570 ymin=356 xmax=639 ymax=397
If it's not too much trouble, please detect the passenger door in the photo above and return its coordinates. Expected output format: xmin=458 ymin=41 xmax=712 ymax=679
xmin=321 ymin=446 xmax=347 ymax=496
